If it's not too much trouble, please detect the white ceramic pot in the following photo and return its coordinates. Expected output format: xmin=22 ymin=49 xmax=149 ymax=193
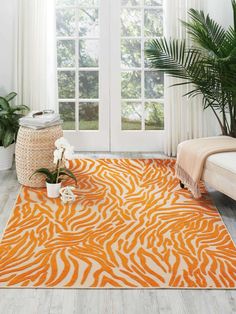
xmin=46 ymin=182 xmax=62 ymax=198
xmin=0 ymin=143 xmax=15 ymax=171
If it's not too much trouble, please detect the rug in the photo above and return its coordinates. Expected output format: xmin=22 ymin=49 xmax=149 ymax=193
xmin=0 ymin=159 xmax=235 ymax=289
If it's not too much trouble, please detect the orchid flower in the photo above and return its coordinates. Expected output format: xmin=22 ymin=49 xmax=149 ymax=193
xmin=31 ymin=137 xmax=77 ymax=184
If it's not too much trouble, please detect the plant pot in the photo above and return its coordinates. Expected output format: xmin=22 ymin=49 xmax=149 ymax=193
xmin=46 ymin=182 xmax=62 ymax=198
xmin=0 ymin=144 xmax=15 ymax=171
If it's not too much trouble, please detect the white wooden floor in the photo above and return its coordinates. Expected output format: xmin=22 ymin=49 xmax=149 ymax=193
xmin=0 ymin=153 xmax=236 ymax=314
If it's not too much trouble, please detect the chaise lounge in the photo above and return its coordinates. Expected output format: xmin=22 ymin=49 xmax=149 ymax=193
xmin=176 ymin=136 xmax=236 ymax=201
xmin=202 ymin=152 xmax=236 ymax=201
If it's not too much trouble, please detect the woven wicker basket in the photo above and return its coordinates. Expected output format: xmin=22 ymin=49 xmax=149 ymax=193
xmin=15 ymin=125 xmax=63 ymax=188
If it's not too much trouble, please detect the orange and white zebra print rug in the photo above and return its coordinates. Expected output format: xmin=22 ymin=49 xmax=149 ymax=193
xmin=0 ymin=159 xmax=236 ymax=289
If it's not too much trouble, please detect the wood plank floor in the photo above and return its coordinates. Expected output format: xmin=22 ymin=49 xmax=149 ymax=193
xmin=0 ymin=153 xmax=236 ymax=314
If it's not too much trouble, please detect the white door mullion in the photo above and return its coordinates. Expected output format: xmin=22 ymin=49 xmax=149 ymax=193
xmin=141 ymin=0 xmax=145 ymax=131
xmin=75 ymin=6 xmax=79 ymax=131
xmin=110 ymin=0 xmax=122 ymax=151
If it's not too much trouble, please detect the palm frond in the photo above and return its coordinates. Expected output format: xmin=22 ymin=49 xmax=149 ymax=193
xmin=220 ymin=26 xmax=236 ymax=55
xmin=145 ymin=2 xmax=236 ymax=137
xmin=183 ymin=9 xmax=226 ymax=56
xmin=145 ymin=38 xmax=204 ymax=81
xmin=232 ymin=0 xmax=236 ymax=31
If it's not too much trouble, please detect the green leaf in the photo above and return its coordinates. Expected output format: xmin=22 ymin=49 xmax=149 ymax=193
xmin=12 ymin=105 xmax=29 ymax=112
xmin=232 ymin=0 xmax=236 ymax=32
xmin=59 ymin=168 xmax=77 ymax=183
xmin=145 ymin=38 xmax=204 ymax=80
xmin=183 ymin=9 xmax=226 ymax=57
xmin=5 ymin=92 xmax=17 ymax=102
xmin=2 ymin=129 xmax=15 ymax=147
xmin=0 ymin=93 xmax=29 ymax=145
xmin=0 ymin=124 xmax=4 ymax=140
xmin=0 ymin=97 xmax=10 ymax=111
xmin=51 ymin=171 xmax=59 ymax=183
xmin=0 ymin=110 xmax=8 ymax=116
xmin=30 ymin=168 xmax=54 ymax=182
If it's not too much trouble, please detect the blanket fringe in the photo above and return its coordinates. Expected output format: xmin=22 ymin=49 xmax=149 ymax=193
xmin=175 ymin=163 xmax=202 ymax=199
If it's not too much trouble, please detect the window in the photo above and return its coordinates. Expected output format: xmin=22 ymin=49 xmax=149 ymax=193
xmin=56 ymin=0 xmax=100 ymax=131
xmin=120 ymin=0 xmax=164 ymax=131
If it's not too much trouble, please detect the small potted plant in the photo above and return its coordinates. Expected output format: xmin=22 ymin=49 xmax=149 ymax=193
xmin=31 ymin=137 xmax=77 ymax=198
xmin=0 ymin=92 xmax=28 ymax=171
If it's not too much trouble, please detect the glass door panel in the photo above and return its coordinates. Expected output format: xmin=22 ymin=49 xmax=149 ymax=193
xmin=56 ymin=0 xmax=109 ymax=151
xmin=110 ymin=0 xmax=165 ymax=151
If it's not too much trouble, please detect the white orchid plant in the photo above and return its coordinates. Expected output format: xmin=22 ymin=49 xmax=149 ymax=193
xmin=31 ymin=137 xmax=77 ymax=184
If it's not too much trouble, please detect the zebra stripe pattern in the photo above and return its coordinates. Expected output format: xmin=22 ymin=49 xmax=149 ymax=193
xmin=0 ymin=159 xmax=235 ymax=288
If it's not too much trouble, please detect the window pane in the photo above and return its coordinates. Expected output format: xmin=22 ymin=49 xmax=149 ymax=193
xmin=121 ymin=0 xmax=141 ymax=5
xmin=56 ymin=0 xmax=75 ymax=6
xmin=79 ymin=102 xmax=99 ymax=130
xmin=78 ymin=0 xmax=99 ymax=5
xmin=121 ymin=39 xmax=141 ymax=68
xmin=122 ymin=102 xmax=142 ymax=130
xmin=59 ymin=102 xmax=76 ymax=130
xmin=145 ymin=102 xmax=164 ymax=130
xmin=144 ymin=9 xmax=163 ymax=37
xmin=121 ymin=9 xmax=141 ymax=37
xmin=144 ymin=0 xmax=163 ymax=6
xmin=79 ymin=71 xmax=99 ymax=98
xmin=145 ymin=71 xmax=164 ymax=98
xmin=79 ymin=40 xmax=99 ymax=67
xmin=57 ymin=40 xmax=75 ymax=68
xmin=79 ymin=9 xmax=99 ymax=37
xmin=121 ymin=71 xmax=141 ymax=99
xmin=58 ymin=71 xmax=75 ymax=99
xmin=56 ymin=9 xmax=76 ymax=36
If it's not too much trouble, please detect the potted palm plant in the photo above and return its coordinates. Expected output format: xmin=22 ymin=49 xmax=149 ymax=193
xmin=31 ymin=137 xmax=77 ymax=198
xmin=0 ymin=92 xmax=28 ymax=170
xmin=145 ymin=1 xmax=236 ymax=138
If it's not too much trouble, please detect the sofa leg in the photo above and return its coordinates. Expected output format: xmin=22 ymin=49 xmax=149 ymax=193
xmin=180 ymin=181 xmax=185 ymax=189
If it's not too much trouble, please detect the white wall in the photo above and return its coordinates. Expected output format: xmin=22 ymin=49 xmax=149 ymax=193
xmin=0 ymin=0 xmax=17 ymax=96
xmin=205 ymin=0 xmax=233 ymax=29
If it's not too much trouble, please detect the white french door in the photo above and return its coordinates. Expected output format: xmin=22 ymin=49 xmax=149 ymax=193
xmin=56 ymin=0 xmax=164 ymax=151
xmin=110 ymin=0 xmax=164 ymax=151
xmin=56 ymin=0 xmax=110 ymax=151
